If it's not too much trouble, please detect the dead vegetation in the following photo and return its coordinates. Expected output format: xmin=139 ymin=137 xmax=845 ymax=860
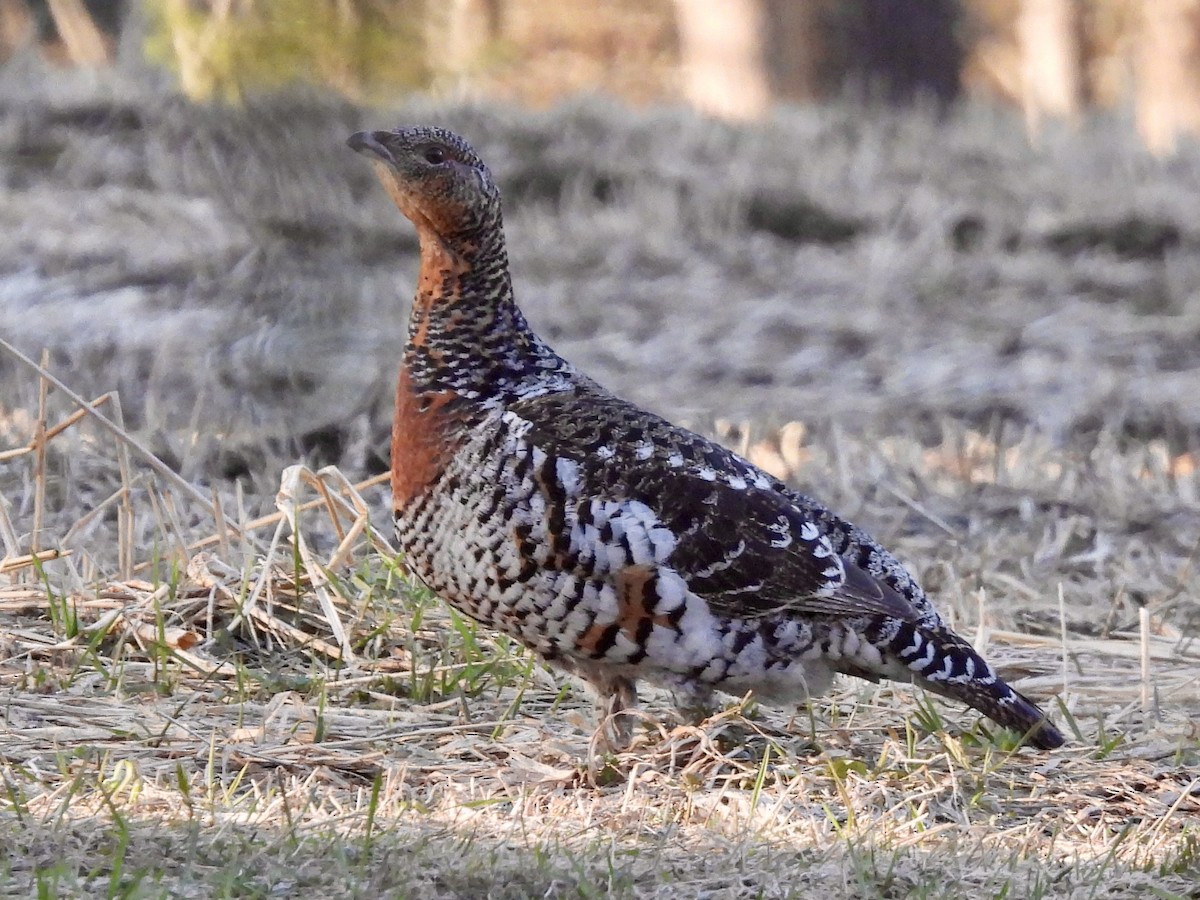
xmin=2 ymin=341 xmax=1200 ymax=896
xmin=1 ymin=68 xmax=1200 ymax=897
xmin=5 ymin=69 xmax=1200 ymax=480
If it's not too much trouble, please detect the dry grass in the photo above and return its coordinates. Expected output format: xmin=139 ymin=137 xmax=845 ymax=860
xmin=2 ymin=349 xmax=1199 ymax=898
xmin=2 ymin=62 xmax=1200 ymax=898
xmin=6 ymin=70 xmax=1200 ymax=480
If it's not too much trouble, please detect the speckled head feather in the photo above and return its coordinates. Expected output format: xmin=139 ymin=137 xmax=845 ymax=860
xmin=350 ymin=124 xmax=1066 ymax=752
xmin=348 ymin=125 xmax=555 ymax=401
xmin=348 ymin=126 xmax=499 ymax=242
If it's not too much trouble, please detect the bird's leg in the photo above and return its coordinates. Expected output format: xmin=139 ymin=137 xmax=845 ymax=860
xmin=571 ymin=664 xmax=639 ymax=751
xmin=599 ymin=675 xmax=638 ymax=750
xmin=667 ymin=678 xmax=717 ymax=726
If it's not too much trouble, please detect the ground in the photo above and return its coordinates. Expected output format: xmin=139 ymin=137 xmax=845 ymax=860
xmin=1 ymin=65 xmax=1199 ymax=898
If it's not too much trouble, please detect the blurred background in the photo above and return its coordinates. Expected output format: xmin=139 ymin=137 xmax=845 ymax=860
xmin=6 ymin=0 xmax=1200 ymax=151
xmin=5 ymin=10 xmax=1200 ymax=890
xmin=2 ymin=0 xmax=1200 ymax=496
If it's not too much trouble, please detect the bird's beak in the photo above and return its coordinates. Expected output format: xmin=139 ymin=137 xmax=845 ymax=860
xmin=347 ymin=131 xmax=396 ymax=166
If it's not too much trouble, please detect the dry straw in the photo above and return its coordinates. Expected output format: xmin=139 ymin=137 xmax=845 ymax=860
xmin=2 ymin=344 xmax=1199 ymax=895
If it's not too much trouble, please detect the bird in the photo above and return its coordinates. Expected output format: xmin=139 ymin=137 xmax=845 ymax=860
xmin=347 ymin=124 xmax=1065 ymax=752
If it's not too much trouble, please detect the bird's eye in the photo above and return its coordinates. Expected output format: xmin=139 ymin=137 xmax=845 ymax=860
xmin=423 ymin=146 xmax=447 ymax=165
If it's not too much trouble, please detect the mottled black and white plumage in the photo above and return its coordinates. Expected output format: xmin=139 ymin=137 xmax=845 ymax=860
xmin=348 ymin=125 xmax=1065 ymax=751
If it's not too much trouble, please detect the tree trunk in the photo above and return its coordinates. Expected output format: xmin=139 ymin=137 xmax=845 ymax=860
xmin=1136 ymin=0 xmax=1200 ymax=154
xmin=673 ymin=0 xmax=770 ymax=120
xmin=46 ymin=0 xmax=111 ymax=66
xmin=424 ymin=0 xmax=501 ymax=83
xmin=761 ymin=0 xmax=824 ymax=103
xmin=1017 ymin=0 xmax=1084 ymax=139
xmin=0 ymin=0 xmax=35 ymax=60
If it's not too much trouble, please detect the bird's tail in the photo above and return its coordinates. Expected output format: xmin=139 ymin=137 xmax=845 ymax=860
xmin=861 ymin=618 xmax=1065 ymax=750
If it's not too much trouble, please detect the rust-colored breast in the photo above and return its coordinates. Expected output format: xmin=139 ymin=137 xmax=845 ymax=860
xmin=391 ymin=365 xmax=463 ymax=510
xmin=390 ymin=201 xmax=476 ymax=511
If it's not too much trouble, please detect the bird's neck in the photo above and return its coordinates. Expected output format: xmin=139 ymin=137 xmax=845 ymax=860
xmin=402 ymin=224 xmax=568 ymax=401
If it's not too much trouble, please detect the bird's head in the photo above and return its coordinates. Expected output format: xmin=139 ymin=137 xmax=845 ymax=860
xmin=347 ymin=126 xmax=500 ymax=244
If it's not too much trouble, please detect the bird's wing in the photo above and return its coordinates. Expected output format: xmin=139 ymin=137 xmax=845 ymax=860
xmin=641 ymin=464 xmax=920 ymax=622
xmin=507 ymin=389 xmax=920 ymax=624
